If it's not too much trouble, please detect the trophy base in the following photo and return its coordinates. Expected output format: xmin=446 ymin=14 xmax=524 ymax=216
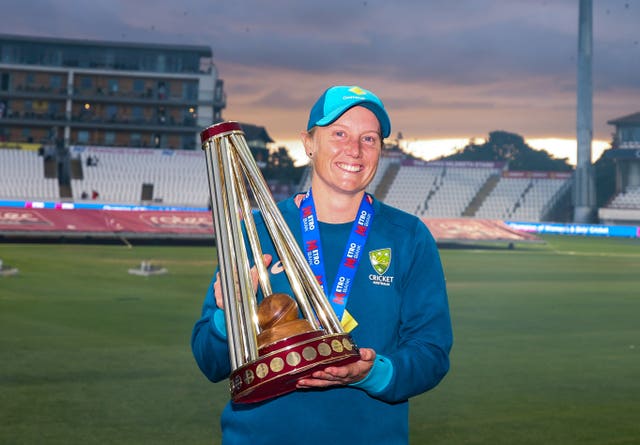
xmin=229 ymin=330 xmax=360 ymax=404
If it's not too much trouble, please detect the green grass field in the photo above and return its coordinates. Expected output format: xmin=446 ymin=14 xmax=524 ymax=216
xmin=1 ymin=235 xmax=639 ymax=444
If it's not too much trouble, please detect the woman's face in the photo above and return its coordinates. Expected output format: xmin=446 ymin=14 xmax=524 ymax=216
xmin=303 ymin=106 xmax=382 ymax=196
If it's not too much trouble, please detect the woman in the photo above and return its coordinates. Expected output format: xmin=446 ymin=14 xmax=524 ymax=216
xmin=191 ymin=85 xmax=453 ymax=445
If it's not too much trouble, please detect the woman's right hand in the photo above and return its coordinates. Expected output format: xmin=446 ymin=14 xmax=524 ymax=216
xmin=214 ymin=254 xmax=273 ymax=309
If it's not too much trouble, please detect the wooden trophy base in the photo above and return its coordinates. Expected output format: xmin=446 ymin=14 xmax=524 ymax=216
xmin=229 ymin=330 xmax=360 ymax=404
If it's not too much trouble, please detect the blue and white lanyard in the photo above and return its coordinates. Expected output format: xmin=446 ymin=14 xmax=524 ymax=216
xmin=299 ymin=189 xmax=374 ymax=320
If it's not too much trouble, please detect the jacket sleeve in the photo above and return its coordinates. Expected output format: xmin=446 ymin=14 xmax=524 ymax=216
xmin=190 ymin=274 xmax=232 ymax=383
xmin=371 ymin=221 xmax=453 ymax=403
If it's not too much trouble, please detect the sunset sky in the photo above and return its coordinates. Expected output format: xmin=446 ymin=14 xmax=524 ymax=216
xmin=3 ymin=0 xmax=639 ymax=165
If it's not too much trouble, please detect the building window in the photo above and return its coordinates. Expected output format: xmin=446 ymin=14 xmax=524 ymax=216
xmin=104 ymin=131 xmax=115 ymax=145
xmin=48 ymin=102 xmax=61 ymax=118
xmin=133 ymin=79 xmax=145 ymax=94
xmin=157 ymin=107 xmax=166 ymax=124
xmin=130 ymin=132 xmax=141 ymax=147
xmin=181 ymin=134 xmax=195 ymax=150
xmin=132 ymin=106 xmax=143 ymax=123
xmin=78 ymin=130 xmax=90 ymax=143
xmin=50 ymin=75 xmax=62 ymax=91
xmin=183 ymin=107 xmax=196 ymax=125
xmin=1 ymin=72 xmax=11 ymax=91
xmin=106 ymin=105 xmax=118 ymax=121
xmin=621 ymin=127 xmax=640 ymax=143
xmin=80 ymin=76 xmax=93 ymax=90
xmin=183 ymin=81 xmax=197 ymax=100
xmin=108 ymin=78 xmax=119 ymax=94
xmin=157 ymin=81 xmax=167 ymax=99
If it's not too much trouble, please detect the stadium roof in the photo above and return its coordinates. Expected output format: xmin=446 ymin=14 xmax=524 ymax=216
xmin=608 ymin=111 xmax=640 ymax=126
xmin=0 ymin=33 xmax=211 ymax=53
xmin=239 ymin=123 xmax=274 ymax=144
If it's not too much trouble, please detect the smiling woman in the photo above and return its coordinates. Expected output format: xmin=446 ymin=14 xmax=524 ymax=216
xmin=301 ymin=106 xmax=383 ymax=211
xmin=191 ymin=85 xmax=453 ymax=445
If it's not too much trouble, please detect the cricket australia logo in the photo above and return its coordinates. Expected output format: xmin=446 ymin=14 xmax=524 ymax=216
xmin=368 ymin=248 xmax=394 ymax=286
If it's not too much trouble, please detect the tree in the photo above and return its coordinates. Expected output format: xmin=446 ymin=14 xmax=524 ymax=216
xmin=594 ymin=144 xmax=616 ymax=207
xmin=263 ymin=146 xmax=304 ymax=184
xmin=441 ymin=130 xmax=573 ymax=172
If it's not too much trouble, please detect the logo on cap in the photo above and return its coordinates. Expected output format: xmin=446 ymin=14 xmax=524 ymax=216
xmin=349 ymin=86 xmax=367 ymax=96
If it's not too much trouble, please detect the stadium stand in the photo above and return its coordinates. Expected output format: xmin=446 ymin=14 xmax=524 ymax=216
xmin=420 ymin=166 xmax=500 ymax=217
xmin=0 ymin=146 xmax=576 ymax=224
xmin=599 ymin=184 xmax=640 ymax=224
xmin=607 ymin=185 xmax=640 ymax=208
xmin=475 ymin=177 xmax=532 ymax=219
xmin=383 ymin=160 xmax=502 ymax=217
xmin=366 ymin=154 xmax=395 ymax=193
xmin=0 ymin=149 xmax=59 ymax=201
xmin=475 ymin=173 xmax=572 ymax=222
xmin=383 ymin=164 xmax=444 ymax=215
xmin=69 ymin=146 xmax=209 ymax=207
xmin=0 ymin=146 xmax=590 ymax=243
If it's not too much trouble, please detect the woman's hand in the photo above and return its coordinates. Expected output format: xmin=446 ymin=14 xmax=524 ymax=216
xmin=213 ymin=254 xmax=273 ymax=309
xmin=296 ymin=347 xmax=376 ymax=388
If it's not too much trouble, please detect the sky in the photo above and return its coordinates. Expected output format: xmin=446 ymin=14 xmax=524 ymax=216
xmin=3 ymin=0 xmax=639 ymax=165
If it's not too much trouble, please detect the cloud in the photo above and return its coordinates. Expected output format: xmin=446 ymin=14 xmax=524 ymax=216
xmin=2 ymin=0 xmax=639 ymax=143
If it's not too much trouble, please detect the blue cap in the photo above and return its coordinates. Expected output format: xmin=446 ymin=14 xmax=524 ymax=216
xmin=306 ymin=86 xmax=391 ymax=138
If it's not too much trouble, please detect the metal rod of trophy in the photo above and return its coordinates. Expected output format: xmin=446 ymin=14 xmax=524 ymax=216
xmin=202 ymin=136 xmax=258 ymax=369
xmin=225 ymin=146 xmax=262 ymax=339
xmin=230 ymin=133 xmax=343 ymax=334
xmin=229 ymin=148 xmax=273 ymax=299
xmin=218 ymin=137 xmax=260 ymax=362
xmin=203 ymin=138 xmax=240 ymax=369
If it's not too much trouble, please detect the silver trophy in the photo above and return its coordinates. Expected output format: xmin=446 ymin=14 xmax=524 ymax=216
xmin=201 ymin=121 xmax=360 ymax=404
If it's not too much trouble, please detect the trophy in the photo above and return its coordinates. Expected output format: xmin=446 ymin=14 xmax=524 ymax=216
xmin=201 ymin=121 xmax=360 ymax=404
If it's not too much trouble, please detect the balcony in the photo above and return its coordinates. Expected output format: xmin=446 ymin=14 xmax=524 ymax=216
xmin=69 ymin=114 xmax=199 ymax=133
xmin=0 ymin=111 xmax=67 ymax=127
xmin=1 ymin=85 xmax=68 ymax=100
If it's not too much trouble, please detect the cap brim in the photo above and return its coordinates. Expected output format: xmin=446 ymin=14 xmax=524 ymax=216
xmin=314 ymin=101 xmax=391 ymax=138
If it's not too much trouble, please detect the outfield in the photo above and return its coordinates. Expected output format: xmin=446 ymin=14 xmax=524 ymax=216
xmin=1 ymin=235 xmax=638 ymax=444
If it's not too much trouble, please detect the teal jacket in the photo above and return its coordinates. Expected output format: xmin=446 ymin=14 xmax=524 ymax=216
xmin=191 ymin=195 xmax=453 ymax=445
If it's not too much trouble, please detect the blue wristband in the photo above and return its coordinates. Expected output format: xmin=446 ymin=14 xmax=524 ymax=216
xmin=349 ymin=354 xmax=393 ymax=394
xmin=212 ymin=309 xmax=228 ymax=339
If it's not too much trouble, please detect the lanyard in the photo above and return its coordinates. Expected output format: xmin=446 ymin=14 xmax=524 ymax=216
xmin=299 ymin=189 xmax=375 ymax=321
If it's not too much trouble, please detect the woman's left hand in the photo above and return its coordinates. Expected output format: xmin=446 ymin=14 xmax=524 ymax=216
xmin=296 ymin=347 xmax=376 ymax=388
